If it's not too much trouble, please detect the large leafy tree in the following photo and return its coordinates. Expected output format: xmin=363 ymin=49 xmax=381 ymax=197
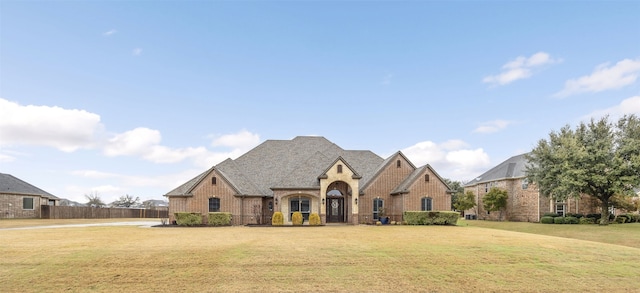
xmin=453 ymin=190 xmax=477 ymax=214
xmin=444 ymin=178 xmax=465 ymax=210
xmin=483 ymin=188 xmax=508 ymax=221
xmin=526 ymin=115 xmax=640 ymax=225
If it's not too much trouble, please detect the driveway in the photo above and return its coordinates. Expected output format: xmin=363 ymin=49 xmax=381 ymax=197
xmin=0 ymin=221 xmax=160 ymax=230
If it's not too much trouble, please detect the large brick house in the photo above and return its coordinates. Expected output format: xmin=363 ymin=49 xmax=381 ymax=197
xmin=463 ymin=154 xmax=598 ymax=222
xmin=165 ymin=136 xmax=452 ymax=225
xmin=0 ymin=173 xmax=59 ymax=219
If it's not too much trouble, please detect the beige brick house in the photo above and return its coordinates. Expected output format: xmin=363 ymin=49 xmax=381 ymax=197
xmin=1 ymin=173 xmax=59 ymax=219
xmin=165 ymin=136 xmax=452 ymax=225
xmin=464 ymin=154 xmax=598 ymax=222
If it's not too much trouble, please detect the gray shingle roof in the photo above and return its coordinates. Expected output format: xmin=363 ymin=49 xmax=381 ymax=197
xmin=166 ymin=136 xmax=385 ymax=197
xmin=465 ymin=153 xmax=529 ymax=186
xmin=0 ymin=173 xmax=58 ymax=199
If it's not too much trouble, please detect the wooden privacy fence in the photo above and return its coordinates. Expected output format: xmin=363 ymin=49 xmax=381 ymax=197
xmin=41 ymin=205 xmax=168 ymax=219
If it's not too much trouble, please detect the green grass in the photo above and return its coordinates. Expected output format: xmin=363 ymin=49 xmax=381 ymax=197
xmin=1 ymin=220 xmax=639 ymax=292
xmin=461 ymin=219 xmax=640 ymax=249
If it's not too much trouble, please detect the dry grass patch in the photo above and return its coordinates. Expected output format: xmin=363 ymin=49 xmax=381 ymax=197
xmin=0 ymin=218 xmax=157 ymax=229
xmin=1 ymin=224 xmax=639 ymax=292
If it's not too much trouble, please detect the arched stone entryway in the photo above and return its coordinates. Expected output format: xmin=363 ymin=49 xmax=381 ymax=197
xmin=325 ymin=181 xmax=351 ymax=223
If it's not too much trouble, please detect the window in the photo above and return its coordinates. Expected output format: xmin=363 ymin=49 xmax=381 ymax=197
xmin=23 ymin=197 xmax=34 ymax=210
xmin=208 ymin=197 xmax=220 ymax=212
xmin=373 ymin=198 xmax=384 ymax=219
xmin=268 ymin=201 xmax=273 ymax=211
xmin=485 ymin=183 xmax=489 ymax=192
xmin=421 ymin=197 xmax=433 ymax=211
xmin=337 ymin=164 xmax=343 ymax=173
xmin=396 ymin=160 xmax=401 ymax=168
xmin=290 ymin=197 xmax=310 ymax=221
xmin=521 ymin=178 xmax=529 ymax=190
xmin=554 ymin=199 xmax=565 ymax=216
xmin=424 ymin=174 xmax=430 ymax=182
xmin=211 ymin=177 xmax=217 ymax=185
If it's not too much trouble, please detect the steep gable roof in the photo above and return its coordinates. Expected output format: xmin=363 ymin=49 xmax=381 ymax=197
xmin=360 ymin=151 xmax=417 ymax=191
xmin=465 ymin=153 xmax=529 ymax=186
xmin=391 ymin=164 xmax=451 ymax=195
xmin=0 ymin=173 xmax=58 ymax=199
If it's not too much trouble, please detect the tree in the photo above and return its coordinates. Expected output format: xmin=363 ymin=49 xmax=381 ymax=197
xmin=444 ymin=178 xmax=465 ymax=210
xmin=111 ymin=194 xmax=140 ymax=208
xmin=453 ymin=191 xmax=477 ymax=214
xmin=483 ymin=188 xmax=508 ymax=221
xmin=526 ymin=115 xmax=640 ymax=225
xmin=85 ymin=191 xmax=105 ymax=207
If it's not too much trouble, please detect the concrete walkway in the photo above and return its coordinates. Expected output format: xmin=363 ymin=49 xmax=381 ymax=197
xmin=0 ymin=221 xmax=160 ymax=231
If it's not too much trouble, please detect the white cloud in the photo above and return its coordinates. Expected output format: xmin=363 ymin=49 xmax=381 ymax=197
xmin=401 ymin=140 xmax=491 ymax=181
xmin=103 ymin=29 xmax=117 ymax=36
xmin=0 ymin=152 xmax=15 ymax=163
xmin=554 ymin=58 xmax=640 ymax=98
xmin=0 ymin=98 xmax=103 ymax=152
xmin=132 ymin=48 xmax=143 ymax=56
xmin=211 ymin=130 xmax=261 ymax=149
xmin=582 ymin=96 xmax=640 ymax=121
xmin=474 ymin=120 xmax=513 ymax=134
xmin=483 ymin=52 xmax=561 ymax=86
xmin=104 ymin=127 xmax=209 ymax=163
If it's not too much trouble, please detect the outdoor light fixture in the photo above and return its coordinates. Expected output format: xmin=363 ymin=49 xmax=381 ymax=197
xmin=355 ymin=198 xmax=358 ymax=205
xmin=275 ymin=198 xmax=278 ymax=205
xmin=322 ymin=198 xmax=325 ymax=205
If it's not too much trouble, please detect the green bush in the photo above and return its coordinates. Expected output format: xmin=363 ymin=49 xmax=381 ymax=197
xmin=208 ymin=212 xmax=232 ymax=226
xmin=564 ymin=216 xmax=579 ymax=224
xmin=614 ymin=216 xmax=627 ymax=224
xmin=579 ymin=217 xmax=596 ymax=224
xmin=292 ymin=211 xmax=303 ymax=225
xmin=272 ymin=212 xmax=284 ymax=226
xmin=175 ymin=212 xmax=202 ymax=226
xmin=629 ymin=214 xmax=640 ymax=223
xmin=403 ymin=211 xmax=460 ymax=226
xmin=309 ymin=213 xmax=321 ymax=226
xmin=553 ymin=217 xmax=565 ymax=224
xmin=543 ymin=212 xmax=561 ymax=217
xmin=566 ymin=213 xmax=584 ymax=219
xmin=540 ymin=216 xmax=554 ymax=224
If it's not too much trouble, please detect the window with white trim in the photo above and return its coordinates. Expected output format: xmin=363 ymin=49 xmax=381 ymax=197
xmin=23 ymin=197 xmax=34 ymax=210
xmin=421 ymin=197 xmax=433 ymax=211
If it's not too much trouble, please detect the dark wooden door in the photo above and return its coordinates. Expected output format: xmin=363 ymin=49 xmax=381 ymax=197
xmin=327 ymin=198 xmax=344 ymax=223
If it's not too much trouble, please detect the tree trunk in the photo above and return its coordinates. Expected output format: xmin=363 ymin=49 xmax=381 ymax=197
xmin=600 ymin=197 xmax=610 ymax=226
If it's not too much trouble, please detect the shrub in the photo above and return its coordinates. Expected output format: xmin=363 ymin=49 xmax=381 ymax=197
xmin=292 ymin=211 xmax=303 ymax=225
xmin=579 ymin=217 xmax=595 ymax=224
xmin=403 ymin=211 xmax=460 ymax=225
xmin=272 ymin=212 xmax=284 ymax=226
xmin=566 ymin=213 xmax=584 ymax=219
xmin=629 ymin=214 xmax=640 ymax=223
xmin=375 ymin=221 xmax=382 ymax=226
xmin=208 ymin=212 xmax=232 ymax=226
xmin=564 ymin=216 xmax=579 ymax=224
xmin=540 ymin=216 xmax=554 ymax=224
xmin=309 ymin=213 xmax=321 ymax=226
xmin=543 ymin=212 xmax=561 ymax=217
xmin=553 ymin=217 xmax=565 ymax=224
xmin=614 ymin=216 xmax=627 ymax=224
xmin=175 ymin=212 xmax=202 ymax=226
xmin=586 ymin=213 xmax=601 ymax=220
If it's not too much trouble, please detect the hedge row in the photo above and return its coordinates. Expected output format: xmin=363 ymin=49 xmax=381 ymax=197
xmin=208 ymin=212 xmax=232 ymax=226
xmin=175 ymin=212 xmax=202 ymax=226
xmin=403 ymin=211 xmax=459 ymax=226
xmin=541 ymin=214 xmax=639 ymax=224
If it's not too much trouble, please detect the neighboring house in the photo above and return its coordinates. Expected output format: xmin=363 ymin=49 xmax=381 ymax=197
xmin=463 ymin=154 xmax=598 ymax=222
xmin=0 ymin=173 xmax=59 ymax=219
xmin=143 ymin=199 xmax=169 ymax=209
xmin=165 ymin=136 xmax=452 ymax=225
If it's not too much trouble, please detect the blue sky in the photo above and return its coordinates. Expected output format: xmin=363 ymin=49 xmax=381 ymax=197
xmin=1 ymin=1 xmax=639 ymax=204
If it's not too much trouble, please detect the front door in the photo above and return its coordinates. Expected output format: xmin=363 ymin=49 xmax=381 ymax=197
xmin=327 ymin=198 xmax=344 ymax=223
